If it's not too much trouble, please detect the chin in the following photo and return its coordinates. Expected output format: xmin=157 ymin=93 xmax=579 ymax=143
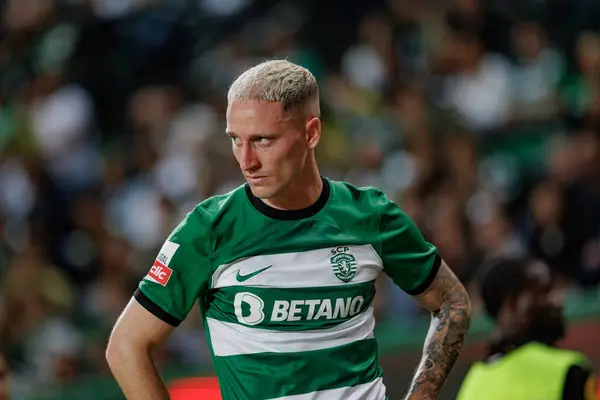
xmin=248 ymin=184 xmax=276 ymax=199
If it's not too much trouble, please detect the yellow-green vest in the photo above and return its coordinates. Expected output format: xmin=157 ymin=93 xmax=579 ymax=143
xmin=457 ymin=342 xmax=589 ymax=400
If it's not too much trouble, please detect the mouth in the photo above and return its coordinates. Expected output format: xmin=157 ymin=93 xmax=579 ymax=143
xmin=246 ymin=176 xmax=267 ymax=183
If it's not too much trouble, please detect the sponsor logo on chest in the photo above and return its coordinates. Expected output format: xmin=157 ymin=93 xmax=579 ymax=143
xmin=234 ymin=293 xmax=365 ymax=325
xmin=213 ymin=245 xmax=378 ymax=326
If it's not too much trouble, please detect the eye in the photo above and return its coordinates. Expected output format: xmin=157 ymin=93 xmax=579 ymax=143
xmin=255 ymin=137 xmax=272 ymax=146
xmin=230 ymin=136 xmax=242 ymax=146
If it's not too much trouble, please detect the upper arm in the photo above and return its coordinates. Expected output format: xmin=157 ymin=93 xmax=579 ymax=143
xmin=375 ymin=192 xmax=469 ymax=311
xmin=413 ymin=260 xmax=470 ymax=313
xmin=109 ymin=296 xmax=175 ymax=350
xmin=134 ymin=207 xmax=212 ymax=327
xmin=377 ymin=192 xmax=441 ymax=295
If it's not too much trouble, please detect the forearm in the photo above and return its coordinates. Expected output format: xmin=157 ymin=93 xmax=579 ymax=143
xmin=405 ymin=295 xmax=471 ymax=399
xmin=107 ymin=345 xmax=170 ymax=400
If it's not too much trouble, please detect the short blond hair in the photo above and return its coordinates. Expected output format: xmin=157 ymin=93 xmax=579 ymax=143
xmin=227 ymin=59 xmax=320 ymax=118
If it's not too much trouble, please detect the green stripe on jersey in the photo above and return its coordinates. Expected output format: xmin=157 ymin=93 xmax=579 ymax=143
xmin=204 ymin=280 xmax=375 ymax=331
xmin=213 ymin=338 xmax=383 ymax=400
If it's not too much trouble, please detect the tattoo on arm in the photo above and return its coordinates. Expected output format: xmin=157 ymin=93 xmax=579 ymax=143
xmin=405 ymin=261 xmax=472 ymax=399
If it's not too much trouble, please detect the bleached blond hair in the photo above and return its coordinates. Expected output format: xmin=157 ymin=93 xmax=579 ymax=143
xmin=227 ymin=59 xmax=320 ymax=118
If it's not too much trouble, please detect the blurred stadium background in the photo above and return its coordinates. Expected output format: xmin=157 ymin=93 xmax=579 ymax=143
xmin=1 ymin=0 xmax=600 ymax=399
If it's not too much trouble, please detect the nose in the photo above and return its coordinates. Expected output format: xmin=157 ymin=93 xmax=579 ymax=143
xmin=239 ymin=143 xmax=260 ymax=172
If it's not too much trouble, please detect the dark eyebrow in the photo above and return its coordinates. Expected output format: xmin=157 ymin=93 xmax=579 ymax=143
xmin=224 ymin=131 xmax=278 ymax=139
xmin=251 ymin=133 xmax=278 ymax=139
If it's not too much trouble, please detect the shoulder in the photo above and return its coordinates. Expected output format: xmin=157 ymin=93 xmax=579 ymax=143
xmin=196 ymin=184 xmax=247 ymax=219
xmin=171 ymin=184 xmax=248 ymax=244
xmin=328 ymin=179 xmax=410 ymax=229
xmin=516 ymin=343 xmax=588 ymax=368
xmin=533 ymin=344 xmax=589 ymax=367
xmin=329 ymin=179 xmax=392 ymax=210
xmin=525 ymin=344 xmax=593 ymax=396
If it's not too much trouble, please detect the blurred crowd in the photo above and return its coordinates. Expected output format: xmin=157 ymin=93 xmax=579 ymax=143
xmin=1 ymin=0 xmax=600 ymax=397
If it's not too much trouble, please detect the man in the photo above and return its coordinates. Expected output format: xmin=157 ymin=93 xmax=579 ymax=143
xmin=106 ymin=59 xmax=471 ymax=400
xmin=457 ymin=258 xmax=597 ymax=400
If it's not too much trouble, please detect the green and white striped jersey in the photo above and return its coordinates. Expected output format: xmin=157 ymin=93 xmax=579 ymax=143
xmin=136 ymin=177 xmax=440 ymax=400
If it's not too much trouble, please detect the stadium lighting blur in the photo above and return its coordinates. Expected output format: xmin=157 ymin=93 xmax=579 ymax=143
xmin=169 ymin=377 xmax=221 ymax=400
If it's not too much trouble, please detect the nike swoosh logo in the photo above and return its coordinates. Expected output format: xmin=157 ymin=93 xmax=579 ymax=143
xmin=236 ymin=265 xmax=272 ymax=282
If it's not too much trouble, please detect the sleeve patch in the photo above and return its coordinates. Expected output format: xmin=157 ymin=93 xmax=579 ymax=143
xmin=144 ymin=241 xmax=179 ymax=286
xmin=157 ymin=240 xmax=180 ymax=266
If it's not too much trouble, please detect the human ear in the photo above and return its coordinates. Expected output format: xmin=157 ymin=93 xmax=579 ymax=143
xmin=305 ymin=117 xmax=321 ymax=149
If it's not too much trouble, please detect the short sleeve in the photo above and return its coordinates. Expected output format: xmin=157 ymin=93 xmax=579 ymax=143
xmin=378 ymin=194 xmax=440 ymax=295
xmin=134 ymin=208 xmax=212 ymax=326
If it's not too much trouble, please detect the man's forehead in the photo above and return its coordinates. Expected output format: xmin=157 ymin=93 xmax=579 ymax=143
xmin=227 ymin=100 xmax=286 ymax=116
xmin=226 ymin=102 xmax=302 ymax=131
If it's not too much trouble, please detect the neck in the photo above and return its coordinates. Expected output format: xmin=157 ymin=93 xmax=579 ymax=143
xmin=262 ymin=157 xmax=322 ymax=210
xmin=487 ymin=325 xmax=560 ymax=358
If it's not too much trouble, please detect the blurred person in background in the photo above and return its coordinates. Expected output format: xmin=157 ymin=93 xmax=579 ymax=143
xmin=561 ymin=32 xmax=600 ymax=123
xmin=0 ymin=242 xmax=79 ymax=396
xmin=509 ymin=21 xmax=564 ymax=123
xmin=528 ymin=135 xmax=600 ymax=287
xmin=439 ymin=29 xmax=512 ymax=133
xmin=457 ymin=258 xmax=597 ymax=400
xmin=0 ymin=352 xmax=9 ymax=400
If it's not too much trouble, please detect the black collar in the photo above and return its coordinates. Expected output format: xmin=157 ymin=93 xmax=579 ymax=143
xmin=245 ymin=177 xmax=330 ymax=221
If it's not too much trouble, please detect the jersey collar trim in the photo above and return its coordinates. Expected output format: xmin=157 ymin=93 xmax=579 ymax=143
xmin=245 ymin=177 xmax=330 ymax=220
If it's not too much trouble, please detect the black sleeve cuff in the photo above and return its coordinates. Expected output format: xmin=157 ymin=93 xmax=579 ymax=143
xmin=134 ymin=288 xmax=182 ymax=327
xmin=405 ymin=253 xmax=442 ymax=296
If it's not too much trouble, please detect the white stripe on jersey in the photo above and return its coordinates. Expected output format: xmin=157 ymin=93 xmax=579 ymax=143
xmin=207 ymin=306 xmax=375 ymax=356
xmin=211 ymin=244 xmax=383 ymax=289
